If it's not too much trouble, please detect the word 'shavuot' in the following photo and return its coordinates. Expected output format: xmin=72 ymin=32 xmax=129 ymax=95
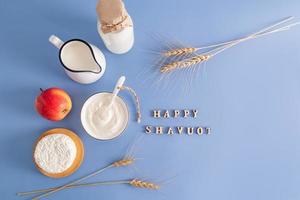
xmin=145 ymin=126 xmax=211 ymax=135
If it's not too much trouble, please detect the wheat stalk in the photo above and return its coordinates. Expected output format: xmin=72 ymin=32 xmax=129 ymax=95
xmin=17 ymin=179 xmax=160 ymax=196
xmin=159 ymin=17 xmax=300 ymax=74
xmin=160 ymin=54 xmax=211 ymax=73
xmin=161 ymin=17 xmax=300 ymax=60
xmin=17 ymin=181 xmax=130 ymax=196
xmin=31 ymin=157 xmax=135 ymax=200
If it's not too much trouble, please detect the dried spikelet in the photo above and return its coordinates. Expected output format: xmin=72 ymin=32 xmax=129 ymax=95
xmin=180 ymin=54 xmax=211 ymax=67
xmin=162 ymin=47 xmax=198 ymax=57
xmin=160 ymin=62 xmax=179 ymax=73
xmin=112 ymin=157 xmax=135 ymax=167
xmin=160 ymin=54 xmax=211 ymax=73
xmin=129 ymin=179 xmax=160 ymax=190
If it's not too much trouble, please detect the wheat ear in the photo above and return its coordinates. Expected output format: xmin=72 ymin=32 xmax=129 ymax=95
xmin=129 ymin=179 xmax=160 ymax=190
xmin=162 ymin=47 xmax=198 ymax=57
xmin=160 ymin=54 xmax=211 ymax=73
xmin=112 ymin=157 xmax=135 ymax=167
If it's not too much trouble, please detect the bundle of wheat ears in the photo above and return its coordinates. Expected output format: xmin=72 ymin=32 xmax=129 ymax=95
xmin=17 ymin=157 xmax=160 ymax=199
xmin=158 ymin=16 xmax=300 ymax=73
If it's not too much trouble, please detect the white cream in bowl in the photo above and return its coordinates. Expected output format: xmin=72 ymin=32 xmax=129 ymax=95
xmin=81 ymin=92 xmax=129 ymax=140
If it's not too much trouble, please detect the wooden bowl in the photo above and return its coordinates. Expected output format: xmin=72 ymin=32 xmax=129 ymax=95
xmin=33 ymin=128 xmax=84 ymax=178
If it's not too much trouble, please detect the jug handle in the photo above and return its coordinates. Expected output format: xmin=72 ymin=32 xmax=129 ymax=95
xmin=49 ymin=35 xmax=64 ymax=49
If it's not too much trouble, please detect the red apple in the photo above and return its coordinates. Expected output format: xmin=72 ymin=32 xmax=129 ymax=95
xmin=35 ymin=87 xmax=72 ymax=121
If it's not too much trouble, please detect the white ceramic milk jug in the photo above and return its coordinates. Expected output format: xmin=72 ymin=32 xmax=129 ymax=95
xmin=49 ymin=35 xmax=106 ymax=84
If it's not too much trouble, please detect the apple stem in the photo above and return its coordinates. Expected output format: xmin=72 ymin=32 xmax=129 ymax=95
xmin=40 ymin=88 xmax=44 ymax=92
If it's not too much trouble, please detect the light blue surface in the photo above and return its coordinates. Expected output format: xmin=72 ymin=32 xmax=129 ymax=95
xmin=1 ymin=0 xmax=300 ymax=199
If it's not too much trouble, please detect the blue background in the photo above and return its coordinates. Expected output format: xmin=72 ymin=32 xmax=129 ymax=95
xmin=1 ymin=0 xmax=300 ymax=199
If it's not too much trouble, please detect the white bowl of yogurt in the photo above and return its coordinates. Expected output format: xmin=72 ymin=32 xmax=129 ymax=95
xmin=81 ymin=92 xmax=129 ymax=140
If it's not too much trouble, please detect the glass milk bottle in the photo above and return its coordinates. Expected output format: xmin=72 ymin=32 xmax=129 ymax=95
xmin=96 ymin=0 xmax=134 ymax=54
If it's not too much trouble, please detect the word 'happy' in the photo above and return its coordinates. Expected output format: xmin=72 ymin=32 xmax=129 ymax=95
xmin=152 ymin=109 xmax=198 ymax=118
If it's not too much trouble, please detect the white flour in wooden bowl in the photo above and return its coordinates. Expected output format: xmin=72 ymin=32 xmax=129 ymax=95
xmin=34 ymin=133 xmax=77 ymax=174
